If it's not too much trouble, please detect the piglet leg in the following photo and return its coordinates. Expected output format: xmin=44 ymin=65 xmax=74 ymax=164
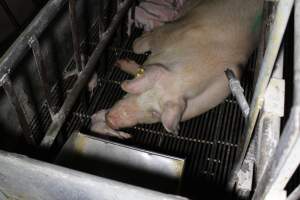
xmin=91 ymin=110 xmax=132 ymax=139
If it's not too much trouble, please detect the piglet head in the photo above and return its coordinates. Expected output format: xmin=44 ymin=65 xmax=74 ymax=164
xmin=105 ymin=94 xmax=157 ymax=130
xmin=108 ymin=63 xmax=186 ymax=134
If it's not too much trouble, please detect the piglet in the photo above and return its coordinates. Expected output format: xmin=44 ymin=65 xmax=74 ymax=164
xmin=91 ymin=0 xmax=264 ymax=138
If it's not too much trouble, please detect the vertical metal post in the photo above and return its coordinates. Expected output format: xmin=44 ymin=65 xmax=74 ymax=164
xmin=2 ymin=76 xmax=35 ymax=145
xmin=28 ymin=35 xmax=56 ymax=117
xmin=69 ymin=0 xmax=83 ymax=72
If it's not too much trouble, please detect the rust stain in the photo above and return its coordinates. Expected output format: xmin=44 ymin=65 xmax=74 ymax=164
xmin=74 ymin=133 xmax=87 ymax=153
xmin=174 ymin=160 xmax=185 ymax=178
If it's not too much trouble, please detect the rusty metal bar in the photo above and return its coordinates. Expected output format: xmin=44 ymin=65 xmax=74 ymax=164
xmin=40 ymin=0 xmax=135 ymax=149
xmin=28 ymin=35 xmax=56 ymax=117
xmin=2 ymin=76 xmax=35 ymax=145
xmin=0 ymin=0 xmax=67 ymax=86
xmin=68 ymin=0 xmax=83 ymax=72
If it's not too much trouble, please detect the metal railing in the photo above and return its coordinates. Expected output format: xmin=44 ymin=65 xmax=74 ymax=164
xmin=0 ymin=0 xmax=134 ymax=147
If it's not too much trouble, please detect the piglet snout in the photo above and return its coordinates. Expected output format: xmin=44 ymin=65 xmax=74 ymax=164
xmin=105 ymin=111 xmax=120 ymax=130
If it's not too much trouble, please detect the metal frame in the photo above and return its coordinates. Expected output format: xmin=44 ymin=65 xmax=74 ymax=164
xmin=229 ymin=0 xmax=295 ymax=190
xmin=40 ymin=0 xmax=135 ymax=148
xmin=28 ymin=35 xmax=56 ymax=117
xmin=0 ymin=150 xmax=188 ymax=200
xmin=0 ymin=0 xmax=135 ymax=147
xmin=251 ymin=0 xmax=300 ymax=199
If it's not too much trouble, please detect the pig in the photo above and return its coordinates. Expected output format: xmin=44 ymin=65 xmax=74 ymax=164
xmin=91 ymin=0 xmax=263 ymax=138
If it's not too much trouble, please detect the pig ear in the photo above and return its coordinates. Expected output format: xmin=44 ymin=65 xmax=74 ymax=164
xmin=161 ymin=99 xmax=186 ymax=135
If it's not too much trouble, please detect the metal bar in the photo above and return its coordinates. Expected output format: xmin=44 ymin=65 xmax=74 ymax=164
xmin=0 ymin=0 xmax=21 ymax=29
xmin=1 ymin=76 xmax=35 ymax=145
xmin=68 ymin=0 xmax=83 ymax=72
xmin=236 ymin=134 xmax=256 ymax=198
xmin=225 ymin=69 xmax=249 ymax=118
xmin=287 ymin=184 xmax=300 ymax=200
xmin=256 ymin=48 xmax=284 ymax=183
xmin=40 ymin=0 xmax=135 ymax=149
xmin=0 ymin=150 xmax=188 ymax=200
xmin=229 ymin=0 xmax=294 ymax=189
xmin=0 ymin=0 xmax=67 ymax=85
xmin=28 ymin=35 xmax=56 ymax=117
xmin=251 ymin=1 xmax=300 ymax=198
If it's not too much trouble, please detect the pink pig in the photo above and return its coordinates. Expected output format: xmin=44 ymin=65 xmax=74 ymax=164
xmin=91 ymin=0 xmax=263 ymax=138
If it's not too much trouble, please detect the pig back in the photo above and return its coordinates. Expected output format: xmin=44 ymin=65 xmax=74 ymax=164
xmin=144 ymin=0 xmax=263 ymax=68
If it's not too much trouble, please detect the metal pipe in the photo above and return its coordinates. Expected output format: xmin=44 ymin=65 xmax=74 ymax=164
xmin=1 ymin=76 xmax=36 ymax=145
xmin=251 ymin=1 xmax=300 ymax=198
xmin=229 ymin=0 xmax=294 ymax=188
xmin=0 ymin=150 xmax=188 ymax=200
xmin=225 ymin=69 xmax=249 ymax=118
xmin=28 ymin=35 xmax=56 ymax=117
xmin=0 ymin=0 xmax=67 ymax=86
xmin=40 ymin=0 xmax=135 ymax=149
xmin=68 ymin=0 xmax=83 ymax=72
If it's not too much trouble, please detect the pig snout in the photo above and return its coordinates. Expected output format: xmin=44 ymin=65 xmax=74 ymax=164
xmin=105 ymin=99 xmax=140 ymax=130
xmin=105 ymin=111 xmax=126 ymax=130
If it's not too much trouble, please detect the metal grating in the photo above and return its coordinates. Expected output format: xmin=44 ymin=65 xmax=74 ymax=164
xmin=29 ymin=18 xmax=255 ymax=198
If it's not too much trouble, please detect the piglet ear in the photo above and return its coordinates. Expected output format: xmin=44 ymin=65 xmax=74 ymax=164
xmin=161 ymin=99 xmax=186 ymax=135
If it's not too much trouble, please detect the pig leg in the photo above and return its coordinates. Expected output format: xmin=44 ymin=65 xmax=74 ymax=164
xmin=132 ymin=32 xmax=153 ymax=54
xmin=182 ymin=68 xmax=241 ymax=121
xmin=91 ymin=110 xmax=132 ymax=139
xmin=161 ymin=99 xmax=186 ymax=134
xmin=115 ymin=59 xmax=140 ymax=75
